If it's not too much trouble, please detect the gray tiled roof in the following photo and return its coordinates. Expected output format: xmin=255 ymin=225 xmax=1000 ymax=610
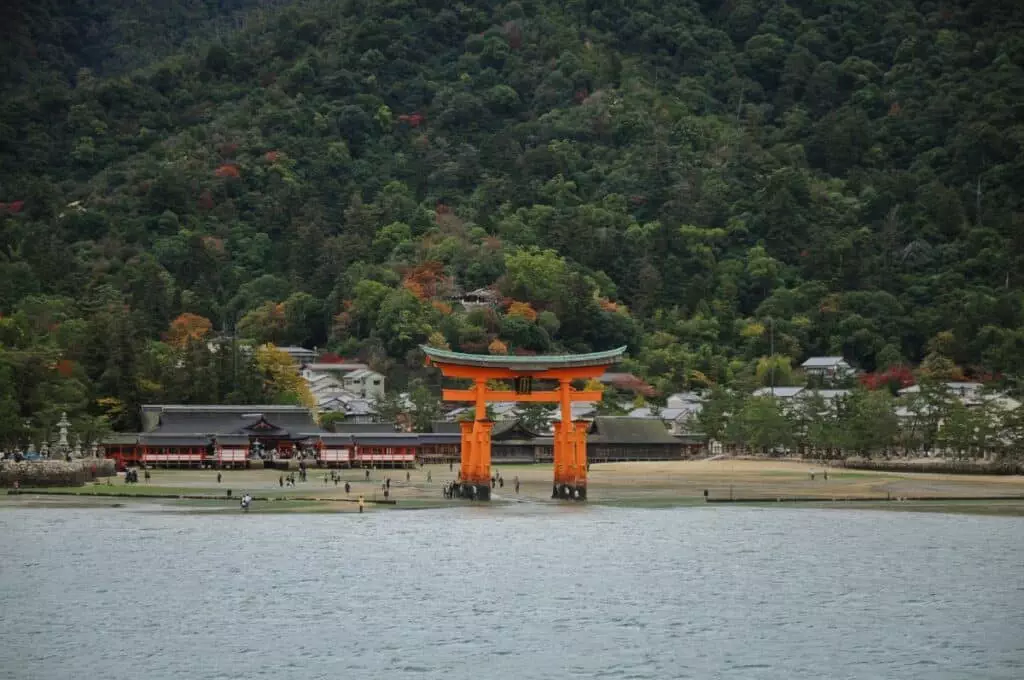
xmin=587 ymin=417 xmax=680 ymax=445
xmin=801 ymin=356 xmax=848 ymax=368
xmin=752 ymin=386 xmax=805 ymax=398
xmin=142 ymin=405 xmax=323 ymax=436
xmin=215 ymin=434 xmax=251 ymax=446
xmin=328 ymin=422 xmax=398 ymax=434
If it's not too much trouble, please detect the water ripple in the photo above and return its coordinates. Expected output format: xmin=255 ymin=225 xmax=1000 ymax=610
xmin=0 ymin=507 xmax=1021 ymax=680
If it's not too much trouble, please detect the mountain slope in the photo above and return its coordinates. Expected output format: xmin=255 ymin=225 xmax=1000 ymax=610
xmin=1 ymin=0 xmax=1023 ymax=433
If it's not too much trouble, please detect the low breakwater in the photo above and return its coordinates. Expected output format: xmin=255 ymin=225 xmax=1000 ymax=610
xmin=837 ymin=459 xmax=1024 ymax=476
xmin=1 ymin=459 xmax=116 ymax=487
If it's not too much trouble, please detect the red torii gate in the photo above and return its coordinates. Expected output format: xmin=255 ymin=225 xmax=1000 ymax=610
xmin=422 ymin=345 xmax=626 ymax=501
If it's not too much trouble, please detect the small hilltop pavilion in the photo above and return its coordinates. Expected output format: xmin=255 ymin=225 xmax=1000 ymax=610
xmin=422 ymin=344 xmax=627 ymax=501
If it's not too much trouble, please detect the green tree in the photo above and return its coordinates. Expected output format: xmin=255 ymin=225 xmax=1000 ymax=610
xmin=726 ymin=397 xmax=792 ymax=454
xmin=842 ymin=390 xmax=898 ymax=457
xmin=408 ymin=380 xmax=440 ymax=432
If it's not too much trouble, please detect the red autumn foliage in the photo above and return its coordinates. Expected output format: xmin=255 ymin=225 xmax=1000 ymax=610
xmin=629 ymin=195 xmax=647 ymax=206
xmin=317 ymin=352 xmax=346 ymax=364
xmin=0 ymin=200 xmax=25 ymax=213
xmin=888 ymin=102 xmax=902 ymax=116
xmin=859 ymin=365 xmax=915 ymax=391
xmin=604 ymin=373 xmax=658 ymax=397
xmin=398 ymin=113 xmax=425 ymax=127
xmin=800 ymin=249 xmax=809 ymax=257
xmin=264 ymin=150 xmax=281 ymax=163
xmin=214 ymin=164 xmax=240 ymax=178
xmin=56 ymin=359 xmax=76 ymax=378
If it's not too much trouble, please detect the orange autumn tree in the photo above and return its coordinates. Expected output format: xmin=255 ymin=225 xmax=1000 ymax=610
xmin=402 ymin=260 xmax=450 ymax=300
xmin=506 ymin=301 xmax=538 ymax=322
xmin=488 ymin=338 xmax=509 ymax=355
xmin=166 ymin=313 xmax=213 ymax=349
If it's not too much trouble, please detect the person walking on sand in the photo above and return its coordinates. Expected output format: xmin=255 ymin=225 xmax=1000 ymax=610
xmin=217 ymin=472 xmax=222 ymax=484
xmin=344 ymin=481 xmax=350 ymax=494
xmin=406 ymin=470 xmax=410 ymax=483
xmin=427 ymin=470 xmax=431 ymax=483
xmin=279 ymin=475 xmax=284 ymax=488
xmin=514 ymin=476 xmax=520 ymax=494
xmin=358 ymin=495 xmax=364 ymax=513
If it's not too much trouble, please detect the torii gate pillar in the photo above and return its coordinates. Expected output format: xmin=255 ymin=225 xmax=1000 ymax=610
xmin=423 ymin=345 xmax=626 ymax=501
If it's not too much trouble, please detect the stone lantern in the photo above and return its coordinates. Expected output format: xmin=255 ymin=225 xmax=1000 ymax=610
xmin=57 ymin=412 xmax=72 ymax=455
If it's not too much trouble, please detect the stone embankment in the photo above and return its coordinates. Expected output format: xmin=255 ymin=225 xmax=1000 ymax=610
xmin=2 ymin=459 xmax=116 ymax=487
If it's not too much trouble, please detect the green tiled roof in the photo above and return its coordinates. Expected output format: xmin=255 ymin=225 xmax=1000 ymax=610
xmin=421 ymin=345 xmax=627 ymax=369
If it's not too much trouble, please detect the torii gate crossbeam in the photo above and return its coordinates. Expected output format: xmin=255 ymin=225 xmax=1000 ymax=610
xmin=422 ymin=345 xmax=626 ymax=501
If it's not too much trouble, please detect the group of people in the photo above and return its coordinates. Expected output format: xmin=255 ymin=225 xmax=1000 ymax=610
xmin=442 ymin=473 xmax=521 ymax=498
xmin=279 ymin=473 xmax=301 ymax=487
xmin=123 ymin=468 xmax=149 ymax=483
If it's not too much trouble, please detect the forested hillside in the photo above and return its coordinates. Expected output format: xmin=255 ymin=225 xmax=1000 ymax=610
xmin=1 ymin=0 xmax=1023 ymax=437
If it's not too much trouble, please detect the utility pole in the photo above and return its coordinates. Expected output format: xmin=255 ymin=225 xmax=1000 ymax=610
xmin=231 ymin=314 xmax=238 ymax=396
xmin=769 ymin=317 xmax=775 ymax=398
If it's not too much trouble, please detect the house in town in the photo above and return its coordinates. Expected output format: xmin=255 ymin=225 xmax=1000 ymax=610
xmin=277 ymin=346 xmax=317 ymax=365
xmin=800 ymin=356 xmax=855 ymax=384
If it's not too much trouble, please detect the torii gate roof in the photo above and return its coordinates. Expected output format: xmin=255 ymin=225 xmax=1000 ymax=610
xmin=421 ymin=345 xmax=627 ymax=371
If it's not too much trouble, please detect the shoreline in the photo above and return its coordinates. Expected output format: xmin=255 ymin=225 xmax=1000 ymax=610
xmin=3 ymin=460 xmax=1023 ymax=516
